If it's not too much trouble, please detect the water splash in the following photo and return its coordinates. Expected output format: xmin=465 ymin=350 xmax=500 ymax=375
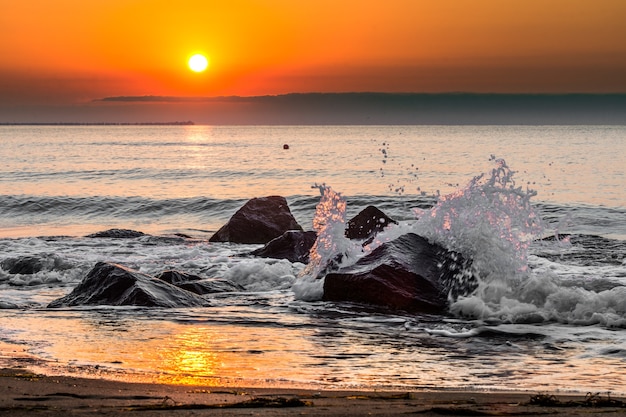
xmin=305 ymin=184 xmax=346 ymax=276
xmin=293 ymin=158 xmax=626 ymax=327
xmin=292 ymin=185 xmax=361 ymax=301
xmin=411 ymin=160 xmax=626 ymax=327
xmin=294 ymin=159 xmax=547 ymax=307
xmin=417 ymin=157 xmax=542 ymax=271
xmin=378 ymin=141 xmax=422 ymax=196
xmin=413 ymin=157 xmax=548 ymax=320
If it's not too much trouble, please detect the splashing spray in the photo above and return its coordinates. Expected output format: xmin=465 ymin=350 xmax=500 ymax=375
xmin=292 ymin=184 xmax=361 ymax=300
xmin=414 ymin=156 xmax=546 ymax=319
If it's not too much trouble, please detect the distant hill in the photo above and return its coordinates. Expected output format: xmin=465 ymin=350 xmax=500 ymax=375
xmin=96 ymin=93 xmax=626 ymax=125
xmin=4 ymin=93 xmax=626 ymax=125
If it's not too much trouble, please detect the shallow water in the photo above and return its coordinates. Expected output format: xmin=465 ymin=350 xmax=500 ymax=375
xmin=0 ymin=125 xmax=625 ymax=393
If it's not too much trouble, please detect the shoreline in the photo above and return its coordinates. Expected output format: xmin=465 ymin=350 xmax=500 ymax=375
xmin=2 ymin=368 xmax=625 ymax=416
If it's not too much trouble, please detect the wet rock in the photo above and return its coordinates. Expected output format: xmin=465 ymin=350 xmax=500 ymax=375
xmin=155 ymin=270 xmax=203 ymax=285
xmin=322 ymin=233 xmax=475 ymax=313
xmin=156 ymin=270 xmax=244 ymax=294
xmin=47 ymin=262 xmax=209 ymax=308
xmin=209 ymin=196 xmax=303 ymax=244
xmin=1 ymin=256 xmax=44 ymax=274
xmin=345 ymin=205 xmax=397 ymax=241
xmin=1 ymin=255 xmax=73 ymax=275
xmin=250 ymin=230 xmax=318 ymax=263
xmin=86 ymin=229 xmax=146 ymax=238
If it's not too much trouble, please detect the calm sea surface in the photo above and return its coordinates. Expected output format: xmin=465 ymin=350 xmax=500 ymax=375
xmin=0 ymin=125 xmax=625 ymax=393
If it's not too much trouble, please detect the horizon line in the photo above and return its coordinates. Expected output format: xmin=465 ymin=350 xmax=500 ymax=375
xmin=95 ymin=92 xmax=626 ymax=103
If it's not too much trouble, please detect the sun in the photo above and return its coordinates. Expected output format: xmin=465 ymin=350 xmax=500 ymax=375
xmin=188 ymin=54 xmax=209 ymax=72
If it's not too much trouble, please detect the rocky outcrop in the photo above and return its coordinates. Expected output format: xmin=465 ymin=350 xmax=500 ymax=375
xmin=322 ymin=233 xmax=475 ymax=313
xmin=209 ymin=196 xmax=303 ymax=244
xmin=249 ymin=230 xmax=317 ymax=263
xmin=47 ymin=262 xmax=210 ymax=308
xmin=156 ymin=270 xmax=244 ymax=295
xmin=345 ymin=205 xmax=397 ymax=241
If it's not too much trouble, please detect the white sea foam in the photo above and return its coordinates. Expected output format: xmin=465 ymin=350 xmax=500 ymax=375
xmin=222 ymin=259 xmax=298 ymax=292
xmin=291 ymin=274 xmax=325 ymax=301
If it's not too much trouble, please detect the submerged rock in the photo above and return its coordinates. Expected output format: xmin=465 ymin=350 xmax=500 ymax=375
xmin=345 ymin=205 xmax=397 ymax=241
xmin=86 ymin=229 xmax=146 ymax=238
xmin=250 ymin=230 xmax=318 ymax=263
xmin=209 ymin=196 xmax=303 ymax=244
xmin=47 ymin=262 xmax=209 ymax=308
xmin=156 ymin=270 xmax=244 ymax=294
xmin=322 ymin=233 xmax=475 ymax=313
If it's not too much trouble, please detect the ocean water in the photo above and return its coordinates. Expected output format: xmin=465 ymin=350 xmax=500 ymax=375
xmin=0 ymin=125 xmax=625 ymax=393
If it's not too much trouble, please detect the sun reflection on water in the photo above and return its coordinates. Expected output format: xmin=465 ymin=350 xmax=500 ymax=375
xmin=155 ymin=327 xmax=222 ymax=385
xmin=100 ymin=322 xmax=320 ymax=387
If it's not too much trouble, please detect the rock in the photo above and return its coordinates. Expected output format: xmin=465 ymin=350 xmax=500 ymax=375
xmin=345 ymin=206 xmax=397 ymax=241
xmin=47 ymin=262 xmax=209 ymax=308
xmin=156 ymin=270 xmax=244 ymax=294
xmin=86 ymin=229 xmax=146 ymax=238
xmin=155 ymin=270 xmax=203 ymax=286
xmin=209 ymin=196 xmax=303 ymax=244
xmin=1 ymin=256 xmax=44 ymax=274
xmin=250 ymin=230 xmax=318 ymax=263
xmin=1 ymin=255 xmax=73 ymax=275
xmin=322 ymin=233 xmax=475 ymax=313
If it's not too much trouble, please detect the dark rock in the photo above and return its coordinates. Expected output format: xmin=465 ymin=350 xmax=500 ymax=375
xmin=47 ymin=262 xmax=209 ymax=308
xmin=250 ymin=230 xmax=317 ymax=263
xmin=156 ymin=270 xmax=203 ymax=285
xmin=1 ymin=255 xmax=73 ymax=275
xmin=1 ymin=256 xmax=44 ymax=274
xmin=209 ymin=196 xmax=303 ymax=244
xmin=173 ymin=232 xmax=193 ymax=239
xmin=156 ymin=270 xmax=244 ymax=294
xmin=322 ymin=233 xmax=475 ymax=313
xmin=345 ymin=206 xmax=397 ymax=240
xmin=178 ymin=279 xmax=244 ymax=294
xmin=86 ymin=229 xmax=146 ymax=238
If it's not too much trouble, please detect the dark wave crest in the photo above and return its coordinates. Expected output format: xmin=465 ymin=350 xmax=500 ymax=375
xmin=0 ymin=195 xmax=246 ymax=225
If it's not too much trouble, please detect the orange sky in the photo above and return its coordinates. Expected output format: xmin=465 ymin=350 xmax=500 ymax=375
xmin=1 ymin=0 xmax=626 ymax=115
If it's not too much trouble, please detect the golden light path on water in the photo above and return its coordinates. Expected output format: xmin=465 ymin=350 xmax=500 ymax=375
xmin=2 ymin=310 xmax=624 ymax=392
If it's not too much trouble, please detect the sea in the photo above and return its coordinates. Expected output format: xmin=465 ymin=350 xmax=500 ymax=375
xmin=0 ymin=124 xmax=625 ymax=394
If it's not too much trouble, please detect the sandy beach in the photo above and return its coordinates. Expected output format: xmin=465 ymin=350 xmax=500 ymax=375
xmin=1 ymin=367 xmax=624 ymax=416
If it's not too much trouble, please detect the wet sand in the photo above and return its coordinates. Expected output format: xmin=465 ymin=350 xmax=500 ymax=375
xmin=2 ymin=368 xmax=625 ymax=416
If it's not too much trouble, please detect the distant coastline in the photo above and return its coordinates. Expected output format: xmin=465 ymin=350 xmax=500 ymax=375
xmin=0 ymin=121 xmax=195 ymax=126
xmin=95 ymin=92 xmax=626 ymax=103
xmin=3 ymin=93 xmax=626 ymax=125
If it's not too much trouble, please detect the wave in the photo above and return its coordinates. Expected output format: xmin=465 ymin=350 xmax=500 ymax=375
xmin=1 ymin=155 xmax=624 ymax=328
xmin=537 ymin=203 xmax=626 ymax=240
xmin=0 ymin=192 xmax=437 ymax=238
xmin=296 ymin=157 xmax=626 ymax=328
xmin=0 ymin=194 xmax=237 ymax=219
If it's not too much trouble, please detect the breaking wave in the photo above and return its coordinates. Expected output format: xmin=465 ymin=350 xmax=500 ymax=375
xmin=296 ymin=157 xmax=626 ymax=328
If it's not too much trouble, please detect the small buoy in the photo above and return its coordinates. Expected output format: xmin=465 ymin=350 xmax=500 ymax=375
xmin=283 ymin=144 xmax=289 ymax=150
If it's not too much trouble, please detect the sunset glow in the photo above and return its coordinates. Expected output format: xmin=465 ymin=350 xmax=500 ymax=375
xmin=1 ymin=0 xmax=625 ymax=122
